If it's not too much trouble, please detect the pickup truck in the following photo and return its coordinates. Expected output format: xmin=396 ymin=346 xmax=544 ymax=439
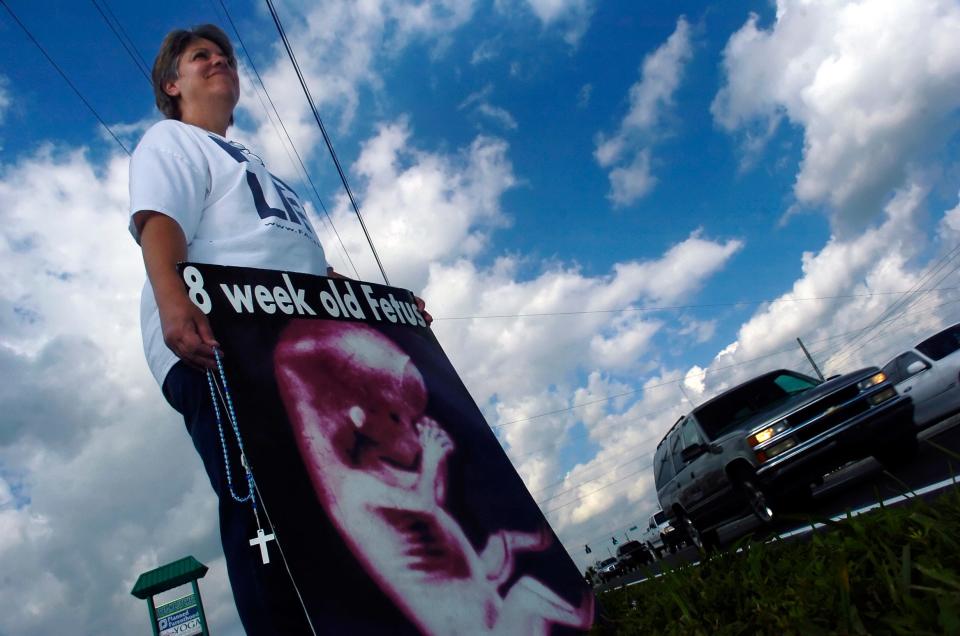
xmin=641 ymin=509 xmax=682 ymax=556
xmin=613 ymin=540 xmax=652 ymax=575
xmin=654 ymin=367 xmax=915 ymax=550
xmin=596 ymin=557 xmax=618 ymax=583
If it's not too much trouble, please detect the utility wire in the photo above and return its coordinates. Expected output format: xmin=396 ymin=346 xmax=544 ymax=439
xmin=510 ymin=405 xmax=676 ymax=462
xmin=543 ymin=462 xmax=652 ymax=515
xmin=809 ymin=296 xmax=960 ymax=368
xmin=535 ymin=449 xmax=655 ymax=505
xmin=532 ymin=298 xmax=960 ymax=520
xmin=541 ymin=302 xmax=960 ymax=530
xmin=494 ymin=296 xmax=960 ymax=430
xmin=432 ymin=287 xmax=960 ymax=322
xmin=89 ymin=0 xmax=151 ymax=84
xmin=262 ymin=0 xmax=390 ymax=285
xmin=0 ymin=0 xmax=130 ymax=155
xmin=830 ymin=258 xmax=960 ymax=369
xmin=216 ymin=0 xmax=360 ymax=279
xmin=99 ymin=0 xmax=152 ymax=73
xmin=827 ymin=245 xmax=960 ymax=367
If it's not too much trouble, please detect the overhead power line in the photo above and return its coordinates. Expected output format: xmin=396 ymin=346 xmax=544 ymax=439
xmin=827 ymin=245 xmax=960 ymax=367
xmin=544 ymin=462 xmax=652 ymax=515
xmin=0 ymin=0 xmax=130 ymax=155
xmin=215 ymin=0 xmax=360 ymax=279
xmin=535 ymin=449 xmax=654 ymax=506
xmin=503 ymin=298 xmax=958 ymax=502
xmin=830 ymin=256 xmax=960 ymax=370
xmin=532 ymin=296 xmax=960 ymax=521
xmin=494 ymin=295 xmax=960 ymax=430
xmin=262 ymin=0 xmax=390 ymax=285
xmin=432 ymin=287 xmax=960 ymax=322
xmin=89 ymin=0 xmax=151 ymax=84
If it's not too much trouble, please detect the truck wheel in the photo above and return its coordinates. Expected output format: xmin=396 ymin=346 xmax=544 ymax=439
xmin=738 ymin=478 xmax=774 ymax=523
xmin=680 ymin=514 xmax=704 ymax=552
xmin=875 ymin=434 xmax=919 ymax=469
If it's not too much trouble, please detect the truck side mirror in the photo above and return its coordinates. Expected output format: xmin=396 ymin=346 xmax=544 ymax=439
xmin=906 ymin=360 xmax=927 ymax=376
xmin=681 ymin=443 xmax=707 ymax=463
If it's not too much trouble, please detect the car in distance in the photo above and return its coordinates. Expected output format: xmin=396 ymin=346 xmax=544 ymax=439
xmin=881 ymin=322 xmax=960 ymax=427
xmin=641 ymin=509 xmax=682 ymax=556
xmin=614 ymin=540 xmax=652 ymax=575
xmin=653 ymin=367 xmax=915 ymax=551
xmin=596 ymin=557 xmax=619 ymax=583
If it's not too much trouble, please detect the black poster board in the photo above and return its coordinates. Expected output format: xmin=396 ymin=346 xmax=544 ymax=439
xmin=180 ymin=263 xmax=595 ymax=635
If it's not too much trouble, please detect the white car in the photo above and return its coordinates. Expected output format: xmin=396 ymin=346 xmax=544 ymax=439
xmin=596 ymin=557 xmax=619 ymax=582
xmin=882 ymin=322 xmax=960 ymax=427
xmin=641 ymin=509 xmax=682 ymax=556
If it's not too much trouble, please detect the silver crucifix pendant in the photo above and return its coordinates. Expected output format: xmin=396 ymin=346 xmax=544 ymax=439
xmin=249 ymin=528 xmax=276 ymax=564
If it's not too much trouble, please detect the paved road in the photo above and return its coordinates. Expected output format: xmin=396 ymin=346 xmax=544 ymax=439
xmin=596 ymin=415 xmax=960 ymax=591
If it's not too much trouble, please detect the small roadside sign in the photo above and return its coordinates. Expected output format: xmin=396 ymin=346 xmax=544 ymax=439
xmin=156 ymin=595 xmax=202 ymax=636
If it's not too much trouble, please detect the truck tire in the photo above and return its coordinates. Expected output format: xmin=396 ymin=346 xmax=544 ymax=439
xmin=679 ymin=513 xmax=704 ymax=552
xmin=875 ymin=433 xmax=919 ymax=470
xmin=737 ymin=477 xmax=774 ymax=524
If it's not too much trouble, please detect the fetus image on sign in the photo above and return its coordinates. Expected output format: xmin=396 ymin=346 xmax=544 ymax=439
xmin=274 ymin=321 xmax=593 ymax=635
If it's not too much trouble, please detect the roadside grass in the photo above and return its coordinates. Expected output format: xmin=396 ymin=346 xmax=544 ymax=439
xmin=594 ymin=482 xmax=960 ymax=634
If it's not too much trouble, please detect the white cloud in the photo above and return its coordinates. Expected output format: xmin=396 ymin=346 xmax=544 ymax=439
xmin=0 ymin=75 xmax=10 ymax=128
xmin=325 ymin=119 xmax=517 ymax=288
xmin=528 ymin=182 xmax=960 ymax=574
xmin=589 ymin=317 xmax=662 ymax=370
xmin=676 ymin=316 xmax=717 ymax=344
xmin=233 ymin=0 xmax=477 ymax=178
xmin=577 ymin=83 xmax=592 ymax=109
xmin=495 ymin=0 xmax=595 ymax=45
xmin=702 ymin=181 xmax=957 ymax=402
xmin=594 ymin=17 xmax=693 ymax=206
xmin=683 ymin=365 xmax=706 ymax=396
xmin=712 ymin=0 xmax=960 ymax=233
xmin=459 ymin=85 xmax=519 ymax=130
xmin=470 ymin=38 xmax=501 ymax=64
xmin=606 ymin=150 xmax=655 ymax=206
xmin=427 ymin=229 xmax=741 ymax=404
xmin=421 ymin=229 xmax=741 ymax=527
xmin=0 ymin=114 xmax=735 ymax=629
xmin=0 ymin=146 xmax=242 ymax=633
xmin=938 ymin=190 xmax=960 ymax=243
xmin=540 ymin=369 xmax=687 ymax=532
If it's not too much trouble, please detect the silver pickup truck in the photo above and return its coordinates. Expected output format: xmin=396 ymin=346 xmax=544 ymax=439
xmin=654 ymin=367 xmax=915 ymax=550
xmin=640 ymin=509 xmax=682 ymax=557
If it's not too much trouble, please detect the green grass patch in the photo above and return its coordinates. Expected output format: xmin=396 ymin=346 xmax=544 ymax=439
xmin=595 ymin=487 xmax=960 ymax=635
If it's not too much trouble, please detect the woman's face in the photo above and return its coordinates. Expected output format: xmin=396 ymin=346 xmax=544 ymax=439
xmin=164 ymin=38 xmax=240 ymax=115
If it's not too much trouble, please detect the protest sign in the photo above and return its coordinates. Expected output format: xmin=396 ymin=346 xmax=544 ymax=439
xmin=180 ymin=263 xmax=595 ymax=634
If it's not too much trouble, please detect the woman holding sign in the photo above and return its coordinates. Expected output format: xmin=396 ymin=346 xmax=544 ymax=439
xmin=127 ymin=23 xmax=587 ymax=636
xmin=129 ymin=24 xmax=338 ymax=633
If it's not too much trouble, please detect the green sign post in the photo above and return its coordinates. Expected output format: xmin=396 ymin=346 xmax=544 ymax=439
xmin=131 ymin=556 xmax=210 ymax=636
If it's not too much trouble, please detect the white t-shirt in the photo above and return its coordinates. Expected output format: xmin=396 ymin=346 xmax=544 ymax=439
xmin=129 ymin=119 xmax=329 ymax=385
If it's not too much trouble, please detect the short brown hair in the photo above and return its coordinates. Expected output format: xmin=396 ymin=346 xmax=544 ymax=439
xmin=152 ymin=24 xmax=236 ymax=120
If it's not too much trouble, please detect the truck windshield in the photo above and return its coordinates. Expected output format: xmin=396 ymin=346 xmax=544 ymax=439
xmin=693 ymin=371 xmax=820 ymax=440
xmin=653 ymin=510 xmax=667 ymax=525
xmin=917 ymin=323 xmax=960 ymax=361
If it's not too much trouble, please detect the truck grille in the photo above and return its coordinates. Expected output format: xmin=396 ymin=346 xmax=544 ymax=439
xmin=789 ymin=386 xmax=868 ymax=442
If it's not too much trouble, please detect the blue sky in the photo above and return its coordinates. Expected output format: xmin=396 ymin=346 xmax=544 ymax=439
xmin=2 ymin=0 xmax=960 ymax=633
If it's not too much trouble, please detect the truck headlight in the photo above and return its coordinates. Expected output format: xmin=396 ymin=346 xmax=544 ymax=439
xmin=755 ymin=437 xmax=797 ymax=463
xmin=747 ymin=421 xmax=787 ymax=447
xmin=766 ymin=437 xmax=797 ymax=458
xmin=868 ymin=386 xmax=897 ymax=405
xmin=858 ymin=372 xmax=886 ymax=390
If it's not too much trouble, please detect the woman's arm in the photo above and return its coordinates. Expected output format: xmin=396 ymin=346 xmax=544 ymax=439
xmin=138 ymin=211 xmax=220 ymax=369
